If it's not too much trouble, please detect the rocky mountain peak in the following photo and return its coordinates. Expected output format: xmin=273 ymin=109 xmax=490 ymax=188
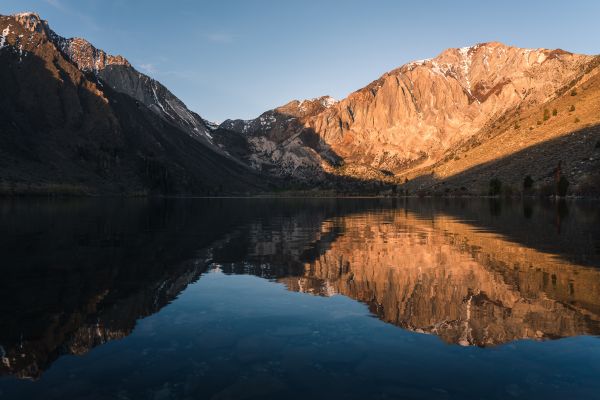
xmin=12 ymin=12 xmax=46 ymax=33
xmin=11 ymin=12 xmax=130 ymax=73
xmin=61 ymin=37 xmax=130 ymax=73
xmin=276 ymin=95 xmax=337 ymax=119
xmin=3 ymin=11 xmax=223 ymax=152
xmin=404 ymin=42 xmax=583 ymax=97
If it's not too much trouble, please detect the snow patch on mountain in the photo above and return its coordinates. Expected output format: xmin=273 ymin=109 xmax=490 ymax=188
xmin=203 ymin=119 xmax=220 ymax=131
xmin=151 ymin=81 xmax=173 ymax=117
xmin=320 ymin=96 xmax=337 ymax=107
xmin=0 ymin=26 xmax=9 ymax=49
xmin=458 ymin=46 xmax=473 ymax=94
xmin=405 ymin=58 xmax=432 ymax=70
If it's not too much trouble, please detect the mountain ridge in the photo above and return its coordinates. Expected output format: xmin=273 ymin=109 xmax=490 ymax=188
xmin=214 ymin=41 xmax=600 ymax=194
xmin=2 ymin=11 xmax=599 ymax=196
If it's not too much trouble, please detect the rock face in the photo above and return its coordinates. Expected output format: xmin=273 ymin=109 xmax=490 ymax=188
xmin=216 ymin=42 xmax=598 ymax=188
xmin=316 ymin=44 xmax=590 ymax=168
xmin=0 ymin=12 xmax=261 ymax=195
xmin=215 ymin=96 xmax=340 ymax=181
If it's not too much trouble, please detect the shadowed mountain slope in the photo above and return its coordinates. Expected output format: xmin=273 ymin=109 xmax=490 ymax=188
xmin=0 ymin=13 xmax=264 ymax=195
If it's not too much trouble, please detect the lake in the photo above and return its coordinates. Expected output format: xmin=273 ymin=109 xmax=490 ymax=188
xmin=0 ymin=198 xmax=599 ymax=399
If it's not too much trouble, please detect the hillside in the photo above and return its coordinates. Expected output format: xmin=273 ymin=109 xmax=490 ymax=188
xmin=404 ymin=57 xmax=600 ymax=196
xmin=0 ymin=13 xmax=263 ymax=195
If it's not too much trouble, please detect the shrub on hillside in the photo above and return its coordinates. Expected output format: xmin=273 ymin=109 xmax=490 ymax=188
xmin=543 ymin=109 xmax=550 ymax=121
xmin=552 ymin=108 xmax=558 ymax=116
xmin=571 ymin=89 xmax=577 ymax=96
xmin=569 ymin=105 xmax=576 ymax=112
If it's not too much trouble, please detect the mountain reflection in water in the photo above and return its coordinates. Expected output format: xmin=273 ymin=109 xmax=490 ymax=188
xmin=0 ymin=198 xmax=599 ymax=381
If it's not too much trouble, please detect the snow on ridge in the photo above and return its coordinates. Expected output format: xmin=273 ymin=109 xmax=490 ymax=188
xmin=297 ymin=96 xmax=337 ymax=111
xmin=458 ymin=45 xmax=474 ymax=96
xmin=430 ymin=60 xmax=452 ymax=78
xmin=11 ymin=12 xmax=45 ymax=33
xmin=0 ymin=26 xmax=10 ymax=49
xmin=458 ymin=46 xmax=473 ymax=57
xmin=405 ymin=58 xmax=432 ymax=71
xmin=407 ymin=58 xmax=432 ymax=66
xmin=151 ymin=81 xmax=173 ymax=118
xmin=203 ymin=119 xmax=220 ymax=131
xmin=12 ymin=11 xmax=40 ymax=18
xmin=320 ymin=96 xmax=337 ymax=107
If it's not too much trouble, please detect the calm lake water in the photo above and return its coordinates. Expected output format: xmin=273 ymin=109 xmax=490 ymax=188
xmin=1 ymin=198 xmax=599 ymax=400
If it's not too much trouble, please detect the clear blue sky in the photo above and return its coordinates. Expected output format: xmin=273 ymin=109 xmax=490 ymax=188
xmin=2 ymin=0 xmax=599 ymax=122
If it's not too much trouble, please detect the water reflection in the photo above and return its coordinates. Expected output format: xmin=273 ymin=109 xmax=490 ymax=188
xmin=211 ymin=200 xmax=600 ymax=347
xmin=0 ymin=198 xmax=599 ymax=380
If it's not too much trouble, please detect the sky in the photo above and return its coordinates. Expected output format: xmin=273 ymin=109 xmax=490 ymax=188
xmin=2 ymin=0 xmax=600 ymax=122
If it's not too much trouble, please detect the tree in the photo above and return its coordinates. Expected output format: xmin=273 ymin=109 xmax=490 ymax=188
xmin=489 ymin=178 xmax=502 ymax=196
xmin=552 ymin=108 xmax=558 ymax=116
xmin=552 ymin=161 xmax=571 ymax=197
xmin=553 ymin=161 xmax=563 ymax=197
xmin=543 ymin=108 xmax=550 ymax=121
xmin=523 ymin=175 xmax=534 ymax=191
xmin=557 ymin=176 xmax=570 ymax=197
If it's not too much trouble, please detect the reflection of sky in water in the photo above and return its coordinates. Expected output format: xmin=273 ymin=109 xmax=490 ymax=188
xmin=4 ymin=272 xmax=600 ymax=399
xmin=0 ymin=199 xmax=599 ymax=399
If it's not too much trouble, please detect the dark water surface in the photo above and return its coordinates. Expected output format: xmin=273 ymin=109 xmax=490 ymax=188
xmin=0 ymin=198 xmax=599 ymax=399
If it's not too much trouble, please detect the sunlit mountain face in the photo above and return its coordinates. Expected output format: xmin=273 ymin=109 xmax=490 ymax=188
xmin=1 ymin=198 xmax=598 ymax=389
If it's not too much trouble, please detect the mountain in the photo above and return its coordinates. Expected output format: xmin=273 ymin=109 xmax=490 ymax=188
xmin=1 ymin=12 xmax=599 ymax=196
xmin=0 ymin=12 xmax=263 ymax=195
xmin=214 ymin=96 xmax=341 ymax=182
xmin=216 ymin=42 xmax=600 ymax=195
